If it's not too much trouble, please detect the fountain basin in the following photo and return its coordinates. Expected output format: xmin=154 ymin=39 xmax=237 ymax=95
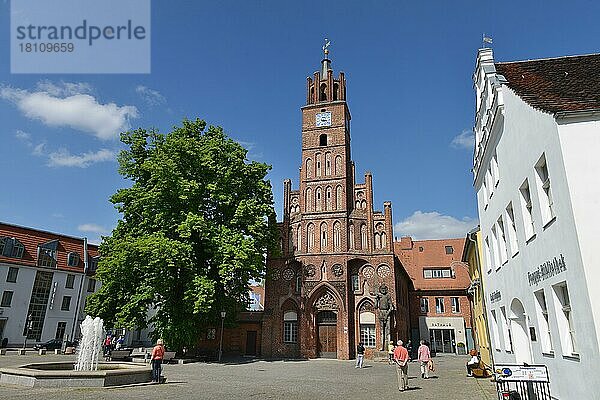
xmin=0 ymin=362 xmax=152 ymax=387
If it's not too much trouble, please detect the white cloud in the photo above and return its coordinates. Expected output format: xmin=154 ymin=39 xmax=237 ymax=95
xmin=135 ymin=85 xmax=166 ymax=106
xmin=394 ymin=210 xmax=477 ymax=240
xmin=451 ymin=129 xmax=475 ymax=150
xmin=15 ymin=129 xmax=31 ymax=141
xmin=32 ymin=142 xmax=46 ymax=156
xmin=0 ymin=83 xmax=138 ymax=140
xmin=47 ymin=148 xmax=116 ymax=168
xmin=78 ymin=223 xmax=110 ymax=235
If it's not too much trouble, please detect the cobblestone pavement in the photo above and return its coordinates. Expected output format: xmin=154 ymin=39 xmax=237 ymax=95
xmin=0 ymin=352 xmax=497 ymax=399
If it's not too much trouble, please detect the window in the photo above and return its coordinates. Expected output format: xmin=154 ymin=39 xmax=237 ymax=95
xmin=61 ymin=296 xmax=71 ymax=311
xmin=320 ymin=223 xmax=327 ymax=251
xmin=88 ymin=256 xmax=100 ymax=272
xmin=497 ymin=217 xmax=508 ymax=265
xmin=325 ymin=152 xmax=331 ymax=175
xmin=55 ymin=322 xmax=67 ymax=340
xmin=500 ymin=306 xmax=513 ymax=352
xmin=420 ymin=297 xmax=429 ymax=313
xmin=534 ymin=289 xmax=553 ymax=354
xmin=360 ymin=224 xmax=368 ymax=250
xmin=424 ymin=268 xmax=451 ymax=279
xmin=418 ymin=246 xmax=424 ymax=252
xmin=67 ymin=252 xmax=80 ymax=267
xmin=445 ymin=245 xmax=454 ymax=254
xmin=65 ymin=274 xmax=75 ymax=289
xmin=295 ymin=274 xmax=301 ymax=293
xmin=315 ymin=187 xmax=322 ymax=211
xmin=535 ymin=154 xmax=555 ymax=226
xmin=320 ymin=134 xmax=327 ymax=146
xmin=305 ymin=158 xmax=313 ymax=179
xmin=451 ymin=297 xmax=460 ymax=313
xmin=520 ymin=179 xmax=535 ymax=240
xmin=0 ymin=237 xmax=25 ymax=258
xmin=491 ymin=225 xmax=500 ymax=270
xmin=6 ymin=267 xmax=19 ymax=283
xmin=348 ymin=224 xmax=354 ymax=249
xmin=359 ymin=311 xmax=376 ymax=347
xmin=1 ymin=290 xmax=13 ymax=307
xmin=505 ymin=203 xmax=519 ymax=256
xmin=553 ymin=283 xmax=577 ymax=355
xmin=316 ymin=153 xmax=322 ymax=176
xmin=307 ymin=224 xmax=315 ymax=251
xmin=491 ymin=310 xmax=501 ymax=350
xmin=435 ymin=297 xmax=445 ymax=313
xmin=283 ymin=311 xmax=298 ymax=343
xmin=87 ymin=278 xmax=96 ymax=293
xmin=38 ymin=249 xmax=57 ymax=267
xmin=351 ymin=274 xmax=359 ymax=291
xmin=332 ymin=221 xmax=341 ymax=250
xmin=484 ymin=236 xmax=492 ymax=273
xmin=207 ymin=328 xmax=216 ymax=340
xmin=305 ymin=188 xmax=313 ymax=212
xmin=491 ymin=153 xmax=500 ymax=187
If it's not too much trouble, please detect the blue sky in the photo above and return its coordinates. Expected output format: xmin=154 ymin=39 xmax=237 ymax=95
xmin=2 ymin=0 xmax=600 ymax=244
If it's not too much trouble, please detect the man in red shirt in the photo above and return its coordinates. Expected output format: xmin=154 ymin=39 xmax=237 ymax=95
xmin=393 ymin=339 xmax=409 ymax=391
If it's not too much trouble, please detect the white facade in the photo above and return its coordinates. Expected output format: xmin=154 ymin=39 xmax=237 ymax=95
xmin=473 ymin=49 xmax=600 ymax=400
xmin=0 ymin=262 xmax=98 ymax=346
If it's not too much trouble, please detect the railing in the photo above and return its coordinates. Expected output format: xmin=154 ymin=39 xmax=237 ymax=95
xmin=494 ymin=364 xmax=552 ymax=400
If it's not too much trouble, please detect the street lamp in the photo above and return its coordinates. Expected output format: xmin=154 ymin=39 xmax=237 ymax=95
xmin=23 ymin=314 xmax=33 ymax=350
xmin=218 ymin=310 xmax=226 ymax=362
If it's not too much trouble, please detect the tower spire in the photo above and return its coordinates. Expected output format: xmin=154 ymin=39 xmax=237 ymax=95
xmin=321 ymin=38 xmax=331 ymax=77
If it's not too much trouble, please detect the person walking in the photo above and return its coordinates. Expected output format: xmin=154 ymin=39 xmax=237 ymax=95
xmin=417 ymin=340 xmax=431 ymax=379
xmin=387 ymin=341 xmax=395 ymax=365
xmin=356 ymin=342 xmax=365 ymax=368
xmin=151 ymin=338 xmax=165 ymax=383
xmin=393 ymin=340 xmax=409 ymax=391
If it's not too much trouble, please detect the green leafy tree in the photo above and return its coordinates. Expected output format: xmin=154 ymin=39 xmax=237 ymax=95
xmin=86 ymin=119 xmax=278 ymax=351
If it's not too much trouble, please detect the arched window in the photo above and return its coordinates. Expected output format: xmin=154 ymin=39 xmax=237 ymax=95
xmin=325 ymin=152 xmax=331 ymax=175
xmin=349 ymin=223 xmax=355 ymax=249
xmin=297 ymin=225 xmax=302 ymax=253
xmin=326 ymin=186 xmax=332 ymax=210
xmin=307 ymin=224 xmax=315 ymax=251
xmin=381 ymin=232 xmax=387 ymax=248
xmin=320 ymin=222 xmax=328 ymax=252
xmin=359 ymin=308 xmax=376 ymax=348
xmin=335 ymin=155 xmax=342 ymax=175
xmin=336 ymin=185 xmax=343 ymax=209
xmin=361 ymin=224 xmax=368 ymax=250
xmin=306 ymin=158 xmax=313 ymax=179
xmin=320 ymin=134 xmax=328 ymax=147
xmin=333 ymin=82 xmax=339 ymax=101
xmin=315 ymin=187 xmax=322 ymax=211
xmin=316 ymin=153 xmax=322 ymax=176
xmin=374 ymin=233 xmax=381 ymax=249
xmin=333 ymin=221 xmax=341 ymax=251
xmin=283 ymin=311 xmax=298 ymax=343
xmin=310 ymin=86 xmax=315 ymax=103
xmin=361 ymin=200 xmax=367 ymax=209
xmin=305 ymin=188 xmax=312 ymax=212
xmin=320 ymin=83 xmax=327 ymax=101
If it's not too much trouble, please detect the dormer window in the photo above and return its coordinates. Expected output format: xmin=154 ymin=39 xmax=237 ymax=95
xmin=37 ymin=240 xmax=58 ymax=268
xmin=67 ymin=252 xmax=80 ymax=267
xmin=0 ymin=237 xmax=25 ymax=259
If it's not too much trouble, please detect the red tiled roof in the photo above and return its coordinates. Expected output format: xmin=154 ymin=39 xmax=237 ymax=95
xmin=495 ymin=54 xmax=600 ymax=114
xmin=394 ymin=237 xmax=470 ymax=291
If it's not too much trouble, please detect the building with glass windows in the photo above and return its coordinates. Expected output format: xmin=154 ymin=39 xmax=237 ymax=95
xmin=395 ymin=237 xmax=473 ymax=356
xmin=0 ymin=222 xmax=100 ymax=347
xmin=473 ymin=48 xmax=600 ymax=399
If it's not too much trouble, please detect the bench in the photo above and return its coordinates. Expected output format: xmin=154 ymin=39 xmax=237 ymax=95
xmin=109 ymin=349 xmax=133 ymax=361
xmin=162 ymin=351 xmax=176 ymax=363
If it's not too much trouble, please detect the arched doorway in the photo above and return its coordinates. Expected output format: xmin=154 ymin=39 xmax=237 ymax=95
xmin=510 ymin=298 xmax=532 ymax=364
xmin=317 ymin=310 xmax=337 ymax=358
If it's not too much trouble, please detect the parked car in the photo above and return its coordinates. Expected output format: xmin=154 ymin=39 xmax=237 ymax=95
xmin=33 ymin=338 xmax=77 ymax=350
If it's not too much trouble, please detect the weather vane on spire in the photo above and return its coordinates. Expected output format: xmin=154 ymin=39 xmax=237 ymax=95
xmin=323 ymin=38 xmax=331 ymax=58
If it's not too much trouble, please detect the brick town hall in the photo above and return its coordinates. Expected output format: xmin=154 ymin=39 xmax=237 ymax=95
xmin=261 ymin=47 xmax=411 ymax=359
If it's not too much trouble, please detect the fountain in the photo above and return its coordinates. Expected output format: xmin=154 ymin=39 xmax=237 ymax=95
xmin=0 ymin=315 xmax=152 ymax=387
xmin=75 ymin=316 xmax=104 ymax=371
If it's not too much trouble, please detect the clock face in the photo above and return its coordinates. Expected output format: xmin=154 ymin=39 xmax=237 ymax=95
xmin=315 ymin=112 xmax=332 ymax=127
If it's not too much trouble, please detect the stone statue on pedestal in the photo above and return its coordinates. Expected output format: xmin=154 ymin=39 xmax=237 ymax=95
xmin=375 ymin=284 xmax=394 ymax=351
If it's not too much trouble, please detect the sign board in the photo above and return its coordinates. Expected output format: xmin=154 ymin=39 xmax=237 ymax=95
xmin=494 ymin=364 xmax=549 ymax=382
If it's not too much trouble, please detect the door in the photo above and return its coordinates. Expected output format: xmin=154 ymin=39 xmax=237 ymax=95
xmin=318 ymin=325 xmax=337 ymax=358
xmin=317 ymin=311 xmax=337 ymax=358
xmin=245 ymin=331 xmax=257 ymax=356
